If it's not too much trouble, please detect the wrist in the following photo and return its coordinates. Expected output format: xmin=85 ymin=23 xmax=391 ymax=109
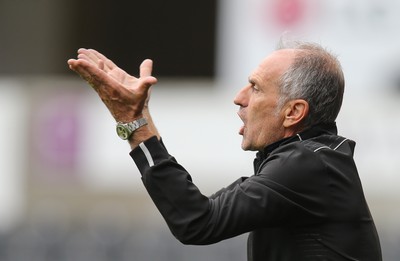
xmin=116 ymin=117 xmax=148 ymax=140
xmin=115 ymin=111 xmax=144 ymax=124
xmin=128 ymin=125 xmax=157 ymax=149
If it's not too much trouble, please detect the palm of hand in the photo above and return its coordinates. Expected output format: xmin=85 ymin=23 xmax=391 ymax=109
xmin=68 ymin=49 xmax=157 ymax=122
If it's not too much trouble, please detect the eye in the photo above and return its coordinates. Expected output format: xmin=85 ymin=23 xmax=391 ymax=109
xmin=248 ymin=78 xmax=260 ymax=93
xmin=251 ymin=84 xmax=260 ymax=93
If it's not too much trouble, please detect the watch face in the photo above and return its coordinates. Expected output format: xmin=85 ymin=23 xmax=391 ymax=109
xmin=116 ymin=125 xmax=130 ymax=140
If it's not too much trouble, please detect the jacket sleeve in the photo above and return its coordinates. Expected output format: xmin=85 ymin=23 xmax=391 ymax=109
xmin=130 ymin=137 xmax=324 ymax=245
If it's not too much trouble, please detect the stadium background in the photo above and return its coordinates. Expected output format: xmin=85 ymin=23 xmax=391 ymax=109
xmin=1 ymin=0 xmax=400 ymax=260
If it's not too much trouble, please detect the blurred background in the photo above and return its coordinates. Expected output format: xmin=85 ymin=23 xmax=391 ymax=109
xmin=1 ymin=0 xmax=400 ymax=260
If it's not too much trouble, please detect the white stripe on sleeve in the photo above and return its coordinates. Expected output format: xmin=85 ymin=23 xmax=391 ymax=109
xmin=139 ymin=142 xmax=155 ymax=167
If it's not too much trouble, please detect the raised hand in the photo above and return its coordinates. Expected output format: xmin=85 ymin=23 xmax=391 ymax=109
xmin=67 ymin=48 xmax=158 ymax=122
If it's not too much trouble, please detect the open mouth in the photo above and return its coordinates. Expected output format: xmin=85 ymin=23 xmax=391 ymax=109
xmin=237 ymin=111 xmax=246 ymax=136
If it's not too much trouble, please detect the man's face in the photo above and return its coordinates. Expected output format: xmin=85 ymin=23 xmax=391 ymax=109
xmin=234 ymin=49 xmax=296 ymax=151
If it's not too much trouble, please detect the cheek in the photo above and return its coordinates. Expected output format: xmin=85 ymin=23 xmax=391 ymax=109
xmin=249 ymin=107 xmax=283 ymax=137
xmin=246 ymin=112 xmax=271 ymax=139
xmin=247 ymin=96 xmax=282 ymax=127
xmin=248 ymin=102 xmax=276 ymax=125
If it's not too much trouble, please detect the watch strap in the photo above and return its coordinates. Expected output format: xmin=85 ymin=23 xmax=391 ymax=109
xmin=126 ymin=117 xmax=148 ymax=132
xmin=116 ymin=117 xmax=148 ymax=140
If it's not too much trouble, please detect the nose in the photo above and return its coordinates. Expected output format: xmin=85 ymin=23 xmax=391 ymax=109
xmin=233 ymin=85 xmax=250 ymax=107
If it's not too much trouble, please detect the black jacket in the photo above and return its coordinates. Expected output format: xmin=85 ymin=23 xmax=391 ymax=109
xmin=130 ymin=123 xmax=382 ymax=261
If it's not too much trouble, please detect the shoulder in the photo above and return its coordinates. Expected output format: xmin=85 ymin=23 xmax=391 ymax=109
xmin=269 ymin=134 xmax=355 ymax=164
xmin=257 ymin=135 xmax=355 ymax=184
xmin=301 ymin=135 xmax=355 ymax=155
xmin=261 ymin=141 xmax=325 ymax=177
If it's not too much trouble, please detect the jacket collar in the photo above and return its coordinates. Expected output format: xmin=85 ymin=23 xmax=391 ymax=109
xmin=253 ymin=122 xmax=338 ymax=171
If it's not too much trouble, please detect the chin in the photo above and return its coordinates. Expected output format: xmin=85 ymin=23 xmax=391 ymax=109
xmin=240 ymin=142 xmax=254 ymax=151
xmin=240 ymin=142 xmax=248 ymax=151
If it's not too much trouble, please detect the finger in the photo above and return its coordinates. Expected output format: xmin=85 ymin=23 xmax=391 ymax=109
xmin=76 ymin=49 xmax=109 ymax=72
xmin=77 ymin=53 xmax=97 ymax=66
xmin=140 ymin=59 xmax=154 ymax=78
xmin=77 ymin=48 xmax=102 ymax=67
xmin=90 ymin=49 xmax=117 ymax=71
xmin=68 ymin=59 xmax=115 ymax=92
xmin=79 ymin=48 xmax=98 ymax=61
xmin=67 ymin=58 xmax=77 ymax=67
xmin=68 ymin=59 xmax=97 ymax=86
xmin=68 ymin=58 xmax=85 ymax=72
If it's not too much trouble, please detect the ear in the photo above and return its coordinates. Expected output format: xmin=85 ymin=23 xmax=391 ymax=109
xmin=282 ymin=99 xmax=309 ymax=128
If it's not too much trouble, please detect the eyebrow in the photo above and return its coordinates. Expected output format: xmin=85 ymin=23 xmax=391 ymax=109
xmin=248 ymin=77 xmax=256 ymax=85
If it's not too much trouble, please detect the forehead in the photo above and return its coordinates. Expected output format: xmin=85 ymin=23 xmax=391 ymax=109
xmin=251 ymin=49 xmax=297 ymax=84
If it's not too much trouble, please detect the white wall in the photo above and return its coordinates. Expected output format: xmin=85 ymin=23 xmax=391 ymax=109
xmin=0 ymin=82 xmax=27 ymax=232
xmin=216 ymin=0 xmax=400 ymax=93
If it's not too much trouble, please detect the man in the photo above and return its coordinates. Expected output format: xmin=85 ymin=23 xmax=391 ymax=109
xmin=68 ymin=41 xmax=382 ymax=260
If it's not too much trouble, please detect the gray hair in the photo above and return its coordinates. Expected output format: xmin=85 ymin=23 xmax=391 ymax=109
xmin=276 ymin=41 xmax=345 ymax=128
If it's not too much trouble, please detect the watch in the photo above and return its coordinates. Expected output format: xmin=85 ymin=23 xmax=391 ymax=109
xmin=116 ymin=118 xmax=148 ymax=140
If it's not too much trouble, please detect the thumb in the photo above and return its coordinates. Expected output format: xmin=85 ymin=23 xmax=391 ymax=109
xmin=140 ymin=59 xmax=155 ymax=78
xmin=140 ymin=76 xmax=158 ymax=89
xmin=136 ymin=76 xmax=157 ymax=101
